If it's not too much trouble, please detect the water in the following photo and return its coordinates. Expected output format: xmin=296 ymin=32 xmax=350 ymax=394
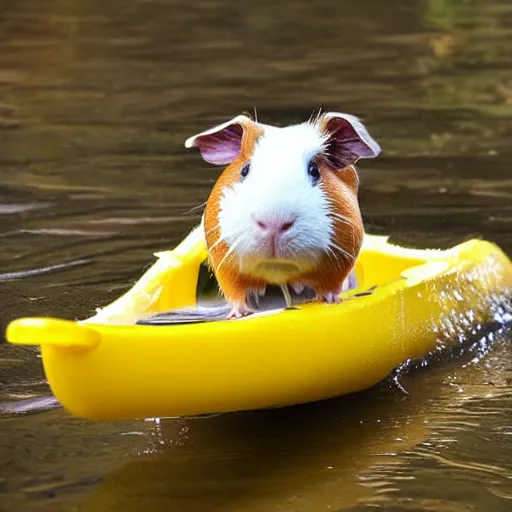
xmin=1 ymin=0 xmax=512 ymax=510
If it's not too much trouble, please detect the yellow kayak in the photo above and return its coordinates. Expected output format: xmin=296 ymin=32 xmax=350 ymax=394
xmin=5 ymin=225 xmax=512 ymax=420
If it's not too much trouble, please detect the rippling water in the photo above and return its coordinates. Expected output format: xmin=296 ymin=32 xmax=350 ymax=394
xmin=1 ymin=0 xmax=511 ymax=510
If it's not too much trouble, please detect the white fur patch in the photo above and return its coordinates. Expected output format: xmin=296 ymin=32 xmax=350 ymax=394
xmin=218 ymin=121 xmax=334 ymax=283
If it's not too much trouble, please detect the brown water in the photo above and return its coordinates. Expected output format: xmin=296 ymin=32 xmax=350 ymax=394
xmin=1 ymin=0 xmax=512 ymax=510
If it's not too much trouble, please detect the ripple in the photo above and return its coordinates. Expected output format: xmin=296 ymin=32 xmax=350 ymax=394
xmin=412 ymin=447 xmax=511 ymax=479
xmin=18 ymin=228 xmax=115 ymax=237
xmin=0 ymin=395 xmax=60 ymax=416
xmin=0 ymin=258 xmax=92 ymax=282
xmin=0 ymin=203 xmax=51 ymax=214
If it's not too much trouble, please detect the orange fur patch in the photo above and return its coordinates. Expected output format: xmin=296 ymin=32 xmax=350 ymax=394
xmin=203 ymin=119 xmax=266 ymax=304
xmin=301 ymin=164 xmax=363 ymax=295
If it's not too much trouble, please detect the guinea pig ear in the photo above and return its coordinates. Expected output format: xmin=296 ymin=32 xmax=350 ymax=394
xmin=184 ymin=115 xmax=253 ymax=166
xmin=321 ymin=112 xmax=381 ymax=169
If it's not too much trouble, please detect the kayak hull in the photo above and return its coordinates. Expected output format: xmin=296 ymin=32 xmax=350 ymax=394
xmin=6 ymin=226 xmax=512 ymax=420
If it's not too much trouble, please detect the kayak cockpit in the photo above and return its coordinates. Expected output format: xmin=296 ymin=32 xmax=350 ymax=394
xmin=83 ymin=226 xmax=436 ymax=326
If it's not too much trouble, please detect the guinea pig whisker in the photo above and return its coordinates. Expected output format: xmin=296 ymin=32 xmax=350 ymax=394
xmin=216 ymin=249 xmax=234 ymax=273
xmin=324 ymin=247 xmax=348 ymax=270
xmin=216 ymin=237 xmax=244 ymax=272
xmin=328 ymin=241 xmax=355 ymax=262
xmin=183 ymin=201 xmax=207 ymax=215
xmin=204 ymin=223 xmax=221 ymax=236
xmin=324 ymin=245 xmax=337 ymax=261
xmin=208 ymin=234 xmax=226 ymax=253
xmin=330 ymin=212 xmax=354 ymax=226
xmin=328 ymin=211 xmax=357 ymax=229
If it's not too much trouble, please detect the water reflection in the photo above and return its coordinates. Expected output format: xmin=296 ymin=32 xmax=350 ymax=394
xmin=83 ymin=397 xmax=425 ymax=512
xmin=1 ymin=0 xmax=512 ymax=510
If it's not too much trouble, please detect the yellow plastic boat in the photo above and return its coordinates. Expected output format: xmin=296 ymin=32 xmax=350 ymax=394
xmin=5 ymin=225 xmax=512 ymax=421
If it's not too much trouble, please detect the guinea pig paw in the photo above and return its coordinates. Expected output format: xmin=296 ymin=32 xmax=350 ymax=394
xmin=226 ymin=305 xmax=254 ymax=320
xmin=318 ymin=292 xmax=342 ymax=304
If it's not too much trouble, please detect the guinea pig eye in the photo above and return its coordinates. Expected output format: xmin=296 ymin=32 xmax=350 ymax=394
xmin=240 ymin=163 xmax=250 ymax=179
xmin=307 ymin=161 xmax=320 ymax=183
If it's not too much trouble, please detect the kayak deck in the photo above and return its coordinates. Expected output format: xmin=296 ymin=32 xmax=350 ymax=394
xmin=5 ymin=226 xmax=512 ymax=420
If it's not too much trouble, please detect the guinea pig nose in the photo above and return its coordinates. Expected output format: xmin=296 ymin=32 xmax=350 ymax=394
xmin=280 ymin=220 xmax=295 ymax=232
xmin=252 ymin=215 xmax=296 ymax=233
xmin=254 ymin=217 xmax=268 ymax=230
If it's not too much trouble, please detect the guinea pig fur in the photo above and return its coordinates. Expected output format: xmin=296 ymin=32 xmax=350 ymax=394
xmin=185 ymin=112 xmax=381 ymax=318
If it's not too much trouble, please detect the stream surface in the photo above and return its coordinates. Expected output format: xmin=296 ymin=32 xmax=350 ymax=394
xmin=0 ymin=0 xmax=511 ymax=510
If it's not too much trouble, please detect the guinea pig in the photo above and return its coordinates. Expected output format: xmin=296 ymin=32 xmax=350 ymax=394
xmin=185 ymin=111 xmax=381 ymax=318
